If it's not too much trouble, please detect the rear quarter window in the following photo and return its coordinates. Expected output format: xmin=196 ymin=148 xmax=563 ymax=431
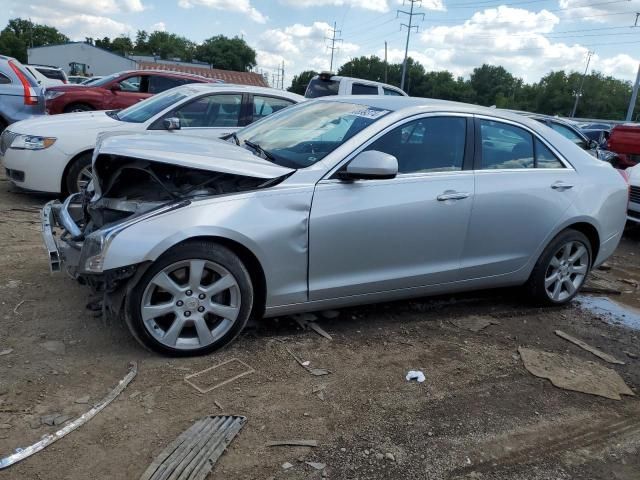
xmin=352 ymin=83 xmax=378 ymax=95
xmin=305 ymin=78 xmax=340 ymax=98
xmin=36 ymin=68 xmax=66 ymax=82
xmin=0 ymin=73 xmax=10 ymax=84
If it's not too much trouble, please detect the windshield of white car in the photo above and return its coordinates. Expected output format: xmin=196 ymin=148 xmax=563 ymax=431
xmin=117 ymin=89 xmax=190 ymax=123
xmin=234 ymin=101 xmax=390 ymax=168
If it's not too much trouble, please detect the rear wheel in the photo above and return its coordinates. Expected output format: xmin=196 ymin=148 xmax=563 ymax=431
xmin=126 ymin=242 xmax=254 ymax=356
xmin=65 ymin=152 xmax=93 ymax=193
xmin=525 ymin=229 xmax=592 ymax=306
xmin=63 ymin=103 xmax=94 ymax=113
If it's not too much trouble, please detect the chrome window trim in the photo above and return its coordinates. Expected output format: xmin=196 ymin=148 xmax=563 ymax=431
xmin=474 ymin=114 xmax=575 ymax=171
xmin=320 ymin=111 xmax=473 ymax=182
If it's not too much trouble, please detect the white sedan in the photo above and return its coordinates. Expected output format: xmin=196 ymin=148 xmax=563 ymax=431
xmin=0 ymin=84 xmax=303 ymax=193
xmin=628 ymin=163 xmax=640 ymax=223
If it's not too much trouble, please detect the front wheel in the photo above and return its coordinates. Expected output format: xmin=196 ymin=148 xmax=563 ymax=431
xmin=126 ymin=242 xmax=254 ymax=356
xmin=525 ymin=229 xmax=592 ymax=306
xmin=65 ymin=152 xmax=93 ymax=194
xmin=63 ymin=103 xmax=94 ymax=113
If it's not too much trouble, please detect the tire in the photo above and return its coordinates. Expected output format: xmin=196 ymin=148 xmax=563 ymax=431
xmin=63 ymin=103 xmax=94 ymax=113
xmin=525 ymin=229 xmax=592 ymax=306
xmin=65 ymin=152 xmax=93 ymax=194
xmin=126 ymin=241 xmax=254 ymax=356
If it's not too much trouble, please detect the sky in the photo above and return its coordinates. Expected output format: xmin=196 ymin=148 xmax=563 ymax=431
xmin=3 ymin=0 xmax=640 ymax=87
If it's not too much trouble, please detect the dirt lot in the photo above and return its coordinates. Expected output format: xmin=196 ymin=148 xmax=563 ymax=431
xmin=0 ymin=171 xmax=639 ymax=480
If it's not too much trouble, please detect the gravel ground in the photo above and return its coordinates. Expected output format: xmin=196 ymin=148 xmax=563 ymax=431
xmin=0 ymin=171 xmax=638 ymax=480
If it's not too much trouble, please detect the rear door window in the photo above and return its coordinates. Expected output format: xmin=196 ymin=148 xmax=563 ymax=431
xmin=549 ymin=121 xmax=588 ymax=150
xmin=305 ymin=78 xmax=340 ymax=98
xmin=252 ymin=95 xmax=295 ymax=121
xmin=174 ymin=93 xmax=242 ymax=128
xmin=351 ymin=83 xmax=378 ymax=95
xmin=383 ymin=87 xmax=403 ymax=96
xmin=149 ymin=75 xmax=190 ymax=94
xmin=480 ymin=120 xmax=534 ymax=169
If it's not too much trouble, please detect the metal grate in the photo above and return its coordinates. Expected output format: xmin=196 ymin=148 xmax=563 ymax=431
xmin=0 ymin=130 xmax=18 ymax=156
xmin=630 ymin=185 xmax=640 ymax=205
xmin=140 ymin=415 xmax=246 ymax=480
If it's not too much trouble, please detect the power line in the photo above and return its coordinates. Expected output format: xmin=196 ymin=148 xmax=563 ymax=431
xmin=325 ymin=21 xmax=343 ymax=72
xmin=398 ymin=0 xmax=424 ymax=91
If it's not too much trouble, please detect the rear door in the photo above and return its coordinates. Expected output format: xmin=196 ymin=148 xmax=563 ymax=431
xmin=459 ymin=117 xmax=578 ymax=280
xmin=248 ymin=94 xmax=296 ymax=125
xmin=308 ymin=114 xmax=475 ymax=300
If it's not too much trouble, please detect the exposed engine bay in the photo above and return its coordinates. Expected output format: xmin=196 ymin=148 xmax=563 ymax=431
xmin=84 ymin=154 xmax=282 ymax=231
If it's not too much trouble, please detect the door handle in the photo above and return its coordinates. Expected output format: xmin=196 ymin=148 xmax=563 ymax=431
xmin=551 ymin=181 xmax=574 ymax=191
xmin=437 ymin=191 xmax=470 ymax=201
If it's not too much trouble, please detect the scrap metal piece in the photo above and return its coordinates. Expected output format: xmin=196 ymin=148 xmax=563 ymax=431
xmin=266 ymin=439 xmax=318 ymax=447
xmin=555 ymin=330 xmax=625 ymax=365
xmin=184 ymin=358 xmax=255 ymax=394
xmin=284 ymin=347 xmax=331 ymax=376
xmin=140 ymin=415 xmax=246 ymax=480
xmin=0 ymin=362 xmax=137 ymax=470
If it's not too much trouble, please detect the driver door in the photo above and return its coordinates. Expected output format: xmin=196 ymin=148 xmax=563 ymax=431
xmin=308 ymin=115 xmax=475 ymax=301
xmin=105 ymin=74 xmax=150 ymax=109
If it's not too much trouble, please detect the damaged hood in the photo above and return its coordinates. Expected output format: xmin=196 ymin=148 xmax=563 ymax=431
xmin=97 ymin=133 xmax=295 ymax=179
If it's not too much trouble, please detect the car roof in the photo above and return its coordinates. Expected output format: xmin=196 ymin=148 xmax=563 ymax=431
xmin=176 ymin=83 xmax=305 ymax=100
xmin=316 ymin=74 xmax=403 ymax=91
xmin=28 ymin=64 xmax=63 ymax=70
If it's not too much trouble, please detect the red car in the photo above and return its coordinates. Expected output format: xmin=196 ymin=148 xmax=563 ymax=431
xmin=607 ymin=123 xmax=640 ymax=169
xmin=44 ymin=70 xmax=214 ymax=115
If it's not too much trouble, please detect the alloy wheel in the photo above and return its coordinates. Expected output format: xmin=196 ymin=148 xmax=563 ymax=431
xmin=140 ymin=259 xmax=241 ymax=350
xmin=544 ymin=240 xmax=589 ymax=302
xmin=76 ymin=165 xmax=93 ymax=192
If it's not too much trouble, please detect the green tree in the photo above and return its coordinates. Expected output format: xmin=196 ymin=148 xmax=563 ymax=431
xmin=110 ymin=36 xmax=134 ymax=56
xmin=0 ymin=29 xmax=27 ymax=62
xmin=94 ymin=36 xmax=112 ymax=50
xmin=469 ymin=64 xmax=518 ymax=106
xmin=134 ymin=30 xmax=149 ymax=54
xmin=288 ymin=70 xmax=317 ymax=94
xmin=0 ymin=18 xmax=68 ymax=62
xmin=196 ymin=35 xmax=257 ymax=71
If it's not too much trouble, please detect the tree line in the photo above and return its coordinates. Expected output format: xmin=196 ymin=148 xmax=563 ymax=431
xmin=289 ymin=56 xmax=640 ymax=120
xmin=0 ymin=18 xmax=257 ymax=72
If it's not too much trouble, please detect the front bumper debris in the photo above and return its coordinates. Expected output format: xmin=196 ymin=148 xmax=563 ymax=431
xmin=40 ymin=198 xmax=83 ymax=275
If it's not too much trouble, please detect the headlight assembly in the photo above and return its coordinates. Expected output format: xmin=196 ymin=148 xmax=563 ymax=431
xmin=44 ymin=91 xmax=65 ymax=101
xmin=10 ymin=135 xmax=57 ymax=150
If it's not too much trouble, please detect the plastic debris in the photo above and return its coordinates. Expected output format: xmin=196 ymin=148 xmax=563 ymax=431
xmin=406 ymin=370 xmax=426 ymax=383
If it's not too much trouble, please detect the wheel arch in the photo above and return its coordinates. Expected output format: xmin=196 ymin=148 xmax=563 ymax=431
xmin=170 ymin=235 xmax=267 ymax=319
xmin=60 ymin=148 xmax=93 ymax=194
xmin=564 ymin=221 xmax=600 ymax=263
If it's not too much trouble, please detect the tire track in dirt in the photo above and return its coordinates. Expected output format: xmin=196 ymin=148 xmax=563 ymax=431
xmin=449 ymin=412 xmax=640 ymax=478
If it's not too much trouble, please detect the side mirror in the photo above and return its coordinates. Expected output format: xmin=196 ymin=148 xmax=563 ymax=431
xmin=339 ymin=150 xmax=398 ymax=181
xmin=110 ymin=83 xmax=121 ymax=92
xmin=163 ymin=117 xmax=181 ymax=131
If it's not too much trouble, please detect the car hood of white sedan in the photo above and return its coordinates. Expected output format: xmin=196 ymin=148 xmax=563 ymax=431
xmin=96 ymin=132 xmax=296 ymax=179
xmin=10 ymin=110 xmax=122 ymax=135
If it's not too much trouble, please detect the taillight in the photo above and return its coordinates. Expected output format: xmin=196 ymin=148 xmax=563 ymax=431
xmin=8 ymin=60 xmax=39 ymax=105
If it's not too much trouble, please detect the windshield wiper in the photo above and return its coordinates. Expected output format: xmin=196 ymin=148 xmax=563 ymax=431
xmin=244 ymin=140 xmax=277 ymax=163
xmin=227 ymin=132 xmax=240 ymax=146
xmin=106 ymin=109 xmax=120 ymax=121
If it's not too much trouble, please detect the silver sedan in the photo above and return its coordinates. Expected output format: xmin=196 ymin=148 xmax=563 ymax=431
xmin=42 ymin=97 xmax=629 ymax=355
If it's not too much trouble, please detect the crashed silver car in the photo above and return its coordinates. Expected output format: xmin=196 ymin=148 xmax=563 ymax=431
xmin=42 ymin=97 xmax=628 ymax=355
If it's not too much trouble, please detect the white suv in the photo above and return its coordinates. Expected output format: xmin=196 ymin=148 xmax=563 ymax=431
xmin=305 ymin=73 xmax=407 ymax=98
xmin=25 ymin=65 xmax=68 ymax=87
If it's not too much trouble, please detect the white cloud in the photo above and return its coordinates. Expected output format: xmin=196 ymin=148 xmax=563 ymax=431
xmin=151 ymin=21 xmax=167 ymax=32
xmin=177 ymin=0 xmax=267 ymax=23
xmin=408 ymin=5 xmax=639 ymax=82
xmin=254 ymin=21 xmax=361 ymax=86
xmin=558 ymin=0 xmax=640 ymax=24
xmin=277 ymin=0 xmax=444 ymax=13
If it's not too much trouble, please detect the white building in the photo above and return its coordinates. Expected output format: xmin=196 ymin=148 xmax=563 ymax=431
xmin=27 ymin=42 xmax=136 ymax=77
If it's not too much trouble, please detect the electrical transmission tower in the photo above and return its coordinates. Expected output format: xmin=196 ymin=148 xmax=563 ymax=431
xmin=397 ymin=0 xmax=424 ymax=92
xmin=325 ymin=21 xmax=343 ymax=72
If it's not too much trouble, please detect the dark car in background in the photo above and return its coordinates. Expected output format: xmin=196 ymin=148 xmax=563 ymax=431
xmin=44 ymin=70 xmax=215 ymax=114
xmin=0 ymin=55 xmax=45 ymax=132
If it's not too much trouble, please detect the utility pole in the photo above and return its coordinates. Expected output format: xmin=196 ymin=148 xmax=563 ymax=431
xmin=570 ymin=50 xmax=593 ymax=118
xmin=626 ymin=64 xmax=640 ymax=121
xmin=384 ymin=41 xmax=388 ymax=83
xmin=281 ymin=60 xmax=285 ymax=89
xmin=397 ymin=0 xmax=424 ymax=92
xmin=325 ymin=21 xmax=342 ymax=72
